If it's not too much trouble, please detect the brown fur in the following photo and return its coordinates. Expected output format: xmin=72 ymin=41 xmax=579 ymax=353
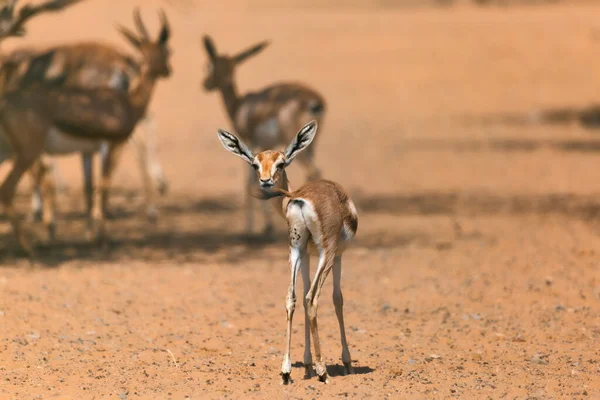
xmin=0 ymin=43 xmax=139 ymax=92
xmin=216 ymin=121 xmax=356 ymax=383
xmin=204 ymin=36 xmax=326 ymax=235
xmin=0 ymin=8 xmax=172 ymax=253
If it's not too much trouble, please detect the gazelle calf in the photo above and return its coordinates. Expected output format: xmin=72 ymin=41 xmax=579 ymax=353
xmin=203 ymin=36 xmax=326 ymax=237
xmin=217 ymin=121 xmax=357 ymax=384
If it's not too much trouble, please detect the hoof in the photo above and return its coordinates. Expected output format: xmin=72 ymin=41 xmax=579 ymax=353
xmin=304 ymin=364 xmax=315 ymax=379
xmin=317 ymin=372 xmax=329 ymax=384
xmin=280 ymin=372 xmax=293 ymax=385
xmin=343 ymin=362 xmax=354 ymax=376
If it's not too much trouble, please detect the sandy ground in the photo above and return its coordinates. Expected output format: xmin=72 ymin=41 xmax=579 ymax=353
xmin=1 ymin=1 xmax=600 ymax=398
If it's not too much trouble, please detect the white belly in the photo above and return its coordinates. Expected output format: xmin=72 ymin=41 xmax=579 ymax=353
xmin=44 ymin=128 xmax=104 ymax=155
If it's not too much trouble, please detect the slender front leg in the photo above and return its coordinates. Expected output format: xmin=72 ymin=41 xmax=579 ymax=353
xmin=28 ymin=158 xmax=56 ymax=240
xmin=1 ymin=154 xmax=39 ymax=255
xmin=301 ymin=253 xmax=313 ymax=378
xmin=144 ymin=114 xmax=168 ymax=196
xmin=332 ymin=255 xmax=353 ymax=375
xmin=306 ymin=250 xmax=335 ymax=383
xmin=131 ymin=121 xmax=157 ymax=222
xmin=92 ymin=141 xmax=126 ymax=242
xmin=244 ymin=165 xmax=254 ymax=235
xmin=30 ymin=184 xmax=42 ymax=222
xmin=81 ymin=153 xmax=94 ymax=233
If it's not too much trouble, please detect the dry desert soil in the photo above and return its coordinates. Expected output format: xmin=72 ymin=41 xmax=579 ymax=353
xmin=1 ymin=0 xmax=600 ymax=399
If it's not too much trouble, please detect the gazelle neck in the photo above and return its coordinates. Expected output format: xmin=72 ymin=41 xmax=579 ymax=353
xmin=217 ymin=79 xmax=240 ymax=128
xmin=271 ymin=169 xmax=292 ymax=218
xmin=129 ymin=68 xmax=158 ymax=121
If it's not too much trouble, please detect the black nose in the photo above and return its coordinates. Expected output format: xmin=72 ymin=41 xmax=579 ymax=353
xmin=260 ymin=179 xmax=273 ymax=187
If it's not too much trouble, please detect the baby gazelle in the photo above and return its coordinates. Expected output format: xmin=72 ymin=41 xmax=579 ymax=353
xmin=217 ymin=121 xmax=357 ymax=384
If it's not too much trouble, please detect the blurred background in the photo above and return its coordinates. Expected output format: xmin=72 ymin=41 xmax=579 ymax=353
xmin=1 ymin=1 xmax=600 ymax=398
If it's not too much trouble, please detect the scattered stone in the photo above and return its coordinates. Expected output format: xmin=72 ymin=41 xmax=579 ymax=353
xmin=472 ymin=352 xmax=483 ymax=361
xmin=512 ymin=334 xmax=526 ymax=343
xmin=380 ymin=304 xmax=396 ymax=313
xmin=545 ymin=276 xmax=553 ymax=286
xmin=555 ymin=305 xmax=565 ymax=312
xmin=531 ymin=353 xmax=549 ymax=365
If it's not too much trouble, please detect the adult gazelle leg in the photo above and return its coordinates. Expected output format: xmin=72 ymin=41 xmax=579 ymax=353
xmin=28 ymin=157 xmax=57 ymax=240
xmin=143 ymin=114 xmax=168 ymax=196
xmin=1 ymin=153 xmax=40 ymax=255
xmin=131 ymin=116 xmax=160 ymax=221
xmin=81 ymin=153 xmax=94 ymax=235
xmin=333 ymin=255 xmax=353 ymax=375
xmin=92 ymin=141 xmax=126 ymax=242
xmin=305 ymin=249 xmax=336 ymax=383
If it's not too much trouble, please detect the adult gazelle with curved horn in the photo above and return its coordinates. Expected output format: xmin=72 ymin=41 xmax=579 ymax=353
xmin=202 ymin=35 xmax=326 ymax=239
xmin=0 ymin=8 xmax=173 ymax=253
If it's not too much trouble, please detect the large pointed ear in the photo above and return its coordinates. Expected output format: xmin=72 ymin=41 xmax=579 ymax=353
xmin=157 ymin=9 xmax=170 ymax=45
xmin=284 ymin=120 xmax=317 ymax=165
xmin=116 ymin=25 xmax=142 ymax=49
xmin=233 ymin=40 xmax=269 ymax=64
xmin=217 ymin=129 xmax=254 ymax=164
xmin=203 ymin=35 xmax=217 ymax=60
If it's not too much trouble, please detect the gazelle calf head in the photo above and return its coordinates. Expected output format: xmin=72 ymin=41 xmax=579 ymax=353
xmin=202 ymin=35 xmax=269 ymax=91
xmin=117 ymin=8 xmax=172 ymax=78
xmin=217 ymin=121 xmax=318 ymax=191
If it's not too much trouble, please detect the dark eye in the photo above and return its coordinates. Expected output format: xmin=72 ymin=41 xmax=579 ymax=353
xmin=275 ymin=163 xmax=283 ymax=170
xmin=252 ymin=164 xmax=259 ymax=170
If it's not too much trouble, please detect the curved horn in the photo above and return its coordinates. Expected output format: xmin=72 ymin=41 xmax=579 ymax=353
xmin=116 ymin=24 xmax=141 ymax=49
xmin=158 ymin=9 xmax=170 ymax=44
xmin=133 ymin=7 xmax=149 ymax=41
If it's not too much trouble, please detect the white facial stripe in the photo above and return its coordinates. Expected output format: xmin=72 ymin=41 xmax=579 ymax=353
xmin=270 ymin=156 xmax=285 ymax=176
xmin=253 ymin=157 xmax=263 ymax=175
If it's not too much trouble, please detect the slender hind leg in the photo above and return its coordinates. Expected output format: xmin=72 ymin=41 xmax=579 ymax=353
xmin=81 ymin=153 xmax=95 ymax=237
xmin=333 ymin=255 xmax=353 ymax=375
xmin=29 ymin=158 xmax=56 ymax=241
xmin=301 ymin=253 xmax=313 ymax=377
xmin=305 ymin=250 xmax=336 ymax=383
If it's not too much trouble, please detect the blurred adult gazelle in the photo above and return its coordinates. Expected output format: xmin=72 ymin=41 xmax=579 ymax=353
xmin=217 ymin=120 xmax=358 ymax=384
